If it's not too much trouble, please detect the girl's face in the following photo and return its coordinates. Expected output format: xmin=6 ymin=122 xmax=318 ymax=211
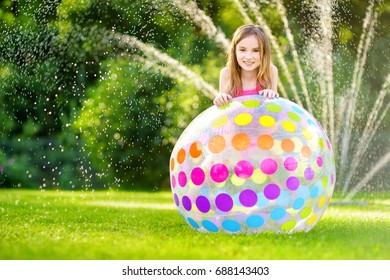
xmin=235 ymin=35 xmax=261 ymax=73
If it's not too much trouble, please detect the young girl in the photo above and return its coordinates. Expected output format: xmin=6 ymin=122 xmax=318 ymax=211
xmin=213 ymin=24 xmax=279 ymax=107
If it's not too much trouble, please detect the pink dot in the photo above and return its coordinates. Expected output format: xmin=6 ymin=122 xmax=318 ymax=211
xmin=260 ymin=158 xmax=278 ymax=175
xmin=171 ymin=175 xmax=176 ymax=188
xmin=234 ymin=160 xmax=254 ymax=179
xmin=284 ymin=157 xmax=298 ymax=171
xmin=178 ymin=171 xmax=187 ymax=187
xmin=317 ymin=156 xmax=323 ymax=167
xmin=304 ymin=167 xmax=315 ymax=180
xmin=191 ymin=167 xmax=205 ymax=186
xmin=210 ymin=163 xmax=229 ymax=183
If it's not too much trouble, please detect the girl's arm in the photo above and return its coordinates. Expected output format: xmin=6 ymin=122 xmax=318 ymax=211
xmin=214 ymin=67 xmax=232 ymax=106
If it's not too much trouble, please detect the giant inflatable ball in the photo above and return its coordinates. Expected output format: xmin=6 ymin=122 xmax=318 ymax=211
xmin=170 ymin=95 xmax=335 ymax=234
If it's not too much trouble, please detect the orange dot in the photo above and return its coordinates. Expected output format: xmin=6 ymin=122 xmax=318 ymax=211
xmin=208 ymin=135 xmax=226 ymax=154
xmin=281 ymin=139 xmax=295 ymax=153
xmin=177 ymin=148 xmax=186 ymax=164
xmin=190 ymin=141 xmax=202 ymax=158
xmin=301 ymin=146 xmax=311 ymax=158
xmin=232 ymin=133 xmax=250 ymax=151
xmin=170 ymin=157 xmax=175 ymax=171
xmin=257 ymin=134 xmax=274 ymax=150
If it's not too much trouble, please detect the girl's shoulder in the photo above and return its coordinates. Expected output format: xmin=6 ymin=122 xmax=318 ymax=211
xmin=220 ymin=67 xmax=229 ymax=76
xmin=270 ymin=64 xmax=278 ymax=74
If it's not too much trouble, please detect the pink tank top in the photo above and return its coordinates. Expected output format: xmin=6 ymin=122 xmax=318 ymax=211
xmin=235 ymin=84 xmax=262 ymax=97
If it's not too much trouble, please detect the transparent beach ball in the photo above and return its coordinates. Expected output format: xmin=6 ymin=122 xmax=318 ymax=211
xmin=170 ymin=95 xmax=335 ymax=234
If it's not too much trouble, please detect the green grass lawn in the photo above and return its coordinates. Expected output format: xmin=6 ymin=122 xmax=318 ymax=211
xmin=1 ymin=189 xmax=389 ymax=260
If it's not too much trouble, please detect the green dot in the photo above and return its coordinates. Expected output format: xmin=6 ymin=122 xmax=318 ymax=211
xmin=318 ymin=138 xmax=325 ymax=149
xmin=242 ymin=100 xmax=260 ymax=108
xmin=300 ymin=207 xmax=312 ymax=219
xmin=288 ymin=112 xmax=300 ymax=122
xmin=266 ymin=104 xmax=282 ymax=113
xmin=280 ymin=220 xmax=296 ymax=232
xmin=218 ymin=102 xmax=231 ymax=110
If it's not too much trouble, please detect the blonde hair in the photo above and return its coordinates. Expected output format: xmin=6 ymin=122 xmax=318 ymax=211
xmin=226 ymin=24 xmax=271 ymax=96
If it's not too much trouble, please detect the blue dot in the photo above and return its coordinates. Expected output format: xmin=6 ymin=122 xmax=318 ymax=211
xmin=187 ymin=217 xmax=200 ymax=229
xmin=246 ymin=215 xmax=264 ymax=228
xmin=222 ymin=220 xmax=241 ymax=233
xmin=310 ymin=186 xmax=319 ymax=198
xmin=256 ymin=192 xmax=270 ymax=207
xmin=293 ymin=197 xmax=305 ymax=210
xmin=307 ymin=119 xmax=316 ymax=126
xmin=297 ymin=185 xmax=310 ymax=199
xmin=276 ymin=190 xmax=292 ymax=207
xmin=200 ymin=187 xmax=210 ymax=197
xmin=270 ymin=208 xmax=286 ymax=220
xmin=292 ymin=105 xmax=304 ymax=114
xmin=202 ymin=220 xmax=219 ymax=232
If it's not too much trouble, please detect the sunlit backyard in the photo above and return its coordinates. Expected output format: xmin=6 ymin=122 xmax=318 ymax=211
xmin=1 ymin=189 xmax=389 ymax=260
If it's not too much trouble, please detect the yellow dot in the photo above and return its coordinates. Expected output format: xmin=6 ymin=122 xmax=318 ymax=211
xmin=302 ymin=128 xmax=312 ymax=140
xmin=212 ymin=115 xmax=228 ymax=128
xmin=259 ymin=115 xmax=275 ymax=127
xmin=300 ymin=207 xmax=312 ymax=219
xmin=318 ymin=196 xmax=326 ymax=208
xmin=231 ymin=174 xmax=245 ymax=186
xmin=282 ymin=120 xmax=296 ymax=132
xmin=307 ymin=214 xmax=318 ymax=226
xmin=280 ymin=220 xmax=296 ymax=232
xmin=234 ymin=113 xmax=252 ymax=126
xmin=251 ymin=169 xmax=267 ymax=184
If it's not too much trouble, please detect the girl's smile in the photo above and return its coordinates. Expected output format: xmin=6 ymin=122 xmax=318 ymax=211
xmin=236 ymin=35 xmax=261 ymax=72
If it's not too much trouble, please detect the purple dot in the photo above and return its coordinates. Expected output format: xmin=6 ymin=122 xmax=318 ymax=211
xmin=264 ymin=184 xmax=281 ymax=200
xmin=284 ymin=157 xmax=298 ymax=171
xmin=182 ymin=196 xmax=192 ymax=211
xmin=215 ymin=193 xmax=233 ymax=212
xmin=191 ymin=167 xmax=205 ymax=186
xmin=178 ymin=171 xmax=187 ymax=187
xmin=286 ymin=176 xmax=300 ymax=191
xmin=174 ymin=194 xmax=179 ymax=206
xmin=196 ymin=196 xmax=210 ymax=213
xmin=239 ymin=190 xmax=258 ymax=207
xmin=317 ymin=156 xmax=323 ymax=167
xmin=210 ymin=163 xmax=229 ymax=183
xmin=327 ymin=139 xmax=331 ymax=150
xmin=234 ymin=160 xmax=254 ymax=179
xmin=260 ymin=158 xmax=278 ymax=175
xmin=304 ymin=167 xmax=315 ymax=180
xmin=171 ymin=175 xmax=176 ymax=188
xmin=331 ymin=173 xmax=335 ymax=184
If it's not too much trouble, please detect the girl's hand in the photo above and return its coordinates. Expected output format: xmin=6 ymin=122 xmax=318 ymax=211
xmin=213 ymin=93 xmax=232 ymax=107
xmin=259 ymin=89 xmax=279 ymax=99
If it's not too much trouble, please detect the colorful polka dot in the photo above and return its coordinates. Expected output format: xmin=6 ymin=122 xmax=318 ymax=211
xmin=208 ymin=135 xmax=225 ymax=153
xmin=174 ymin=194 xmax=179 ymax=206
xmin=178 ymin=171 xmax=187 ymax=187
xmin=264 ymin=184 xmax=280 ymax=200
xmin=212 ymin=115 xmax=228 ymax=128
xmin=293 ymin=197 xmax=305 ymax=210
xmin=301 ymin=146 xmax=311 ymax=158
xmin=202 ymin=220 xmax=218 ymax=232
xmin=304 ymin=167 xmax=315 ymax=180
xmin=190 ymin=141 xmax=202 ymax=158
xmin=300 ymin=207 xmax=312 ymax=219
xmin=234 ymin=113 xmax=252 ymax=126
xmin=282 ymin=120 xmax=296 ymax=132
xmin=288 ymin=112 xmax=300 ymax=121
xmin=284 ymin=157 xmax=298 ymax=171
xmin=286 ymin=176 xmax=300 ymax=191
xmin=177 ymin=148 xmax=186 ymax=164
xmin=191 ymin=167 xmax=205 ymax=186
xmin=239 ymin=189 xmax=258 ymax=207
xmin=187 ymin=217 xmax=200 ymax=229
xmin=171 ymin=175 xmax=176 ymax=188
xmin=222 ymin=220 xmax=241 ymax=232
xmin=170 ymin=158 xmax=175 ymax=171
xmin=215 ymin=193 xmax=233 ymax=212
xmin=280 ymin=220 xmax=296 ymax=232
xmin=196 ymin=196 xmax=210 ymax=213
xmin=234 ymin=160 xmax=254 ymax=179
xmin=270 ymin=208 xmax=286 ymax=220
xmin=232 ymin=133 xmax=250 ymax=151
xmin=242 ymin=100 xmax=260 ymax=108
xmin=260 ymin=158 xmax=278 ymax=175
xmin=210 ymin=163 xmax=229 ymax=183
xmin=257 ymin=134 xmax=274 ymax=150
xmin=246 ymin=215 xmax=265 ymax=228
xmin=281 ymin=139 xmax=295 ymax=152
xmin=182 ymin=196 xmax=192 ymax=211
xmin=251 ymin=169 xmax=267 ymax=184
xmin=317 ymin=156 xmax=324 ymax=167
xmin=259 ymin=115 xmax=275 ymax=127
